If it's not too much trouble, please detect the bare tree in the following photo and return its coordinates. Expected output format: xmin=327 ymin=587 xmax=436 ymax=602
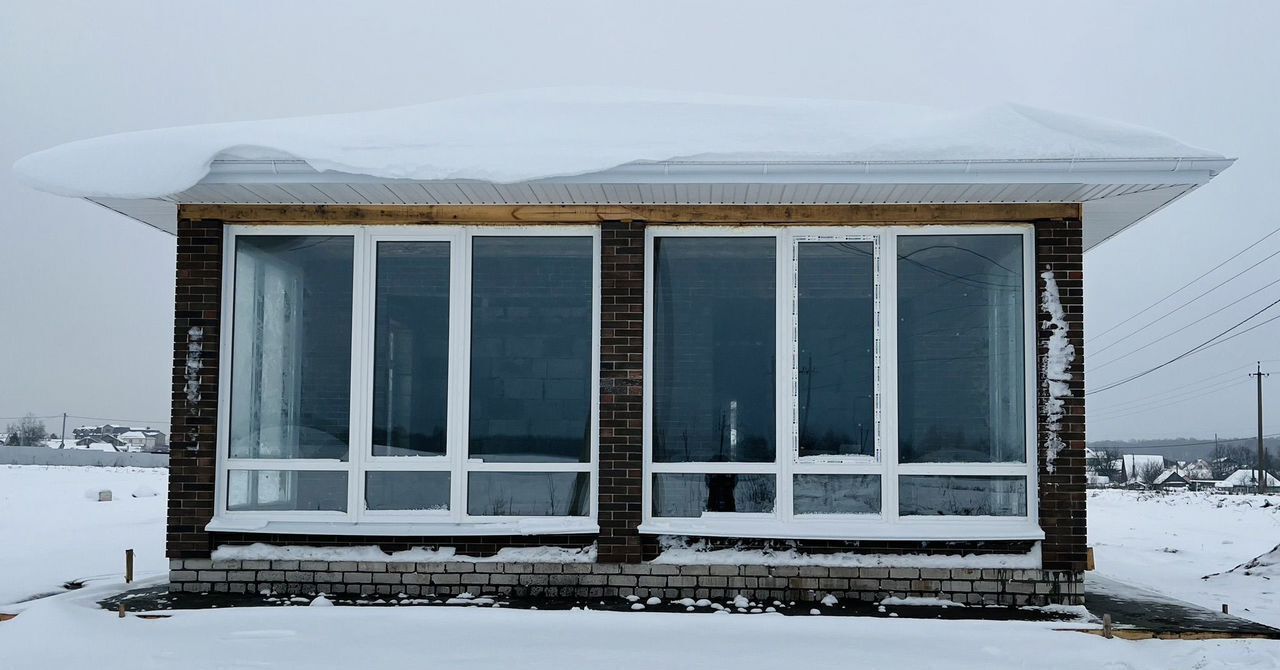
xmin=4 ymin=413 xmax=48 ymax=446
xmin=1137 ymin=460 xmax=1166 ymax=486
xmin=1088 ymin=448 xmax=1119 ymax=481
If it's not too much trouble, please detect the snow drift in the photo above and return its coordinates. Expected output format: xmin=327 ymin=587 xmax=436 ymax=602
xmin=13 ymin=87 xmax=1224 ymax=200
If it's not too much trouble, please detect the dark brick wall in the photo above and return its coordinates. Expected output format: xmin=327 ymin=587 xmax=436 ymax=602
xmin=597 ymin=221 xmax=646 ymax=562
xmin=1035 ymin=218 xmax=1087 ymax=571
xmin=168 ymin=217 xmax=223 ymax=557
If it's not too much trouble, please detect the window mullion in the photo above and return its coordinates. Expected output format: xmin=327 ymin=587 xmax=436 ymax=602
xmin=882 ymin=229 xmax=901 ymax=524
xmin=345 ymin=228 xmax=369 ymax=523
xmin=452 ymin=231 xmax=471 ymax=523
xmin=777 ymin=230 xmax=795 ymax=524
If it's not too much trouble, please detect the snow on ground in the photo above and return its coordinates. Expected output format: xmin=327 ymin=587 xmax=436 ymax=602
xmin=0 ymin=465 xmax=167 ymax=606
xmin=1089 ymin=488 xmax=1280 ymax=627
xmin=4 ymin=468 xmax=1280 ymax=668
xmin=2 ymin=598 xmax=1276 ymax=670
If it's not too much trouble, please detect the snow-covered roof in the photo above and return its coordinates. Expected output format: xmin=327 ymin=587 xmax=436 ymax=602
xmin=119 ymin=431 xmax=147 ymax=439
xmin=14 ymin=88 xmax=1232 ymax=248
xmin=1216 ymin=469 xmax=1280 ymax=488
xmin=1120 ymin=454 xmax=1165 ymax=472
xmin=1153 ymin=469 xmax=1187 ymax=485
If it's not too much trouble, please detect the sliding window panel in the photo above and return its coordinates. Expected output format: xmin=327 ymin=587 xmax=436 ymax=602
xmin=229 ymin=236 xmax=353 ymax=461
xmin=466 ymin=472 xmax=590 ymax=516
xmin=898 ymin=475 xmax=1027 ymax=516
xmin=365 ymin=471 xmax=450 ymax=511
xmin=797 ymin=241 xmax=875 ymax=459
xmin=652 ymin=237 xmax=776 ymax=463
xmin=227 ymin=470 xmax=348 ymax=512
xmin=468 ymin=237 xmax=593 ymax=463
xmin=793 ymin=474 xmax=881 ymax=515
xmin=896 ymin=235 xmax=1026 ymax=464
xmin=651 ymin=473 xmax=776 ymax=517
xmin=371 ymin=241 xmax=451 ymax=457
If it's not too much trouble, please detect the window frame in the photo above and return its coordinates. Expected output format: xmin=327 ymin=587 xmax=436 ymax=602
xmin=639 ymin=225 xmax=1040 ymax=541
xmin=212 ymin=224 xmax=601 ymax=534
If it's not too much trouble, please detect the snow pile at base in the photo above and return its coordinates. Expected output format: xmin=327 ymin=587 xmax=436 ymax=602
xmin=1215 ymin=543 xmax=1280 ymax=578
xmin=211 ymin=542 xmax=596 ymax=563
xmin=1039 ymin=271 xmax=1075 ymax=473
xmin=651 ymin=536 xmax=1040 ymax=568
xmin=13 ymin=87 xmax=1224 ymax=200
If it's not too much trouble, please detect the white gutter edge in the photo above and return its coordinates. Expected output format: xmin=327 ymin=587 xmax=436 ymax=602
xmin=201 ymin=156 xmax=1235 ymax=187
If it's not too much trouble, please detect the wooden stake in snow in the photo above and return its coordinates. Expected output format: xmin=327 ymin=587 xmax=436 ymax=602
xmin=1102 ymin=613 xmax=1113 ymax=639
xmin=117 ymin=604 xmax=126 ymax=619
xmin=125 ymin=549 xmax=134 ymax=584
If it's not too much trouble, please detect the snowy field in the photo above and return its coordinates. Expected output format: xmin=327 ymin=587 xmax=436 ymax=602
xmin=0 ymin=465 xmax=168 ymax=605
xmin=1090 ymin=488 xmax=1280 ymax=628
xmin=2 ymin=466 xmax=1280 ymax=669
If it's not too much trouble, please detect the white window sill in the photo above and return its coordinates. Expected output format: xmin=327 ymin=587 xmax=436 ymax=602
xmin=206 ymin=517 xmax=600 ymax=537
xmin=638 ymin=519 xmax=1045 ymax=542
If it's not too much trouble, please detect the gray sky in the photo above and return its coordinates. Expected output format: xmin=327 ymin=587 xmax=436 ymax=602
xmin=2 ymin=0 xmax=1277 ymax=441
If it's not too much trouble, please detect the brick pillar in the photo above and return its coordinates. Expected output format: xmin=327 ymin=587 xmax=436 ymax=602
xmin=1035 ymin=218 xmax=1087 ymax=571
xmin=167 ymin=217 xmax=223 ymax=558
xmin=597 ymin=220 xmax=646 ymax=563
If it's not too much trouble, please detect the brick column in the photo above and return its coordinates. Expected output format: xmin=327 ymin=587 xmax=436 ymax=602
xmin=167 ymin=217 xmax=223 ymax=558
xmin=1035 ymin=218 xmax=1087 ymax=571
xmin=597 ymin=220 xmax=646 ymax=563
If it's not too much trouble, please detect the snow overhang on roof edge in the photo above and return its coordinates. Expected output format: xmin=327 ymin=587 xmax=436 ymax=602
xmin=85 ymin=155 xmax=1234 ymax=252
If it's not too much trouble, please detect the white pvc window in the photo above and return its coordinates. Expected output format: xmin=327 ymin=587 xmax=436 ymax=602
xmin=641 ymin=226 xmax=1039 ymax=541
xmin=215 ymin=226 xmax=600 ymax=532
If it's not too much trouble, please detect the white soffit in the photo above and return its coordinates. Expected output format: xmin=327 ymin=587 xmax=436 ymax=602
xmin=90 ymin=156 xmax=1229 ymax=250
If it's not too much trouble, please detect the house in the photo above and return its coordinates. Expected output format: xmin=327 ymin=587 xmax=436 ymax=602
xmin=1182 ymin=459 xmax=1214 ymax=481
xmin=118 ymin=429 xmax=166 ymax=452
xmin=1118 ymin=454 xmax=1167 ymax=484
xmin=16 ymin=89 xmax=1234 ymax=607
xmin=1152 ymin=469 xmax=1189 ymax=490
xmin=1215 ymin=469 xmax=1280 ymax=493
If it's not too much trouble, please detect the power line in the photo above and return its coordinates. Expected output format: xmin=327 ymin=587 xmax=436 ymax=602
xmin=1089 ymin=225 xmax=1280 ymax=343
xmin=1088 ymin=296 xmax=1280 ymax=396
xmin=1090 ymin=378 xmax=1251 ymax=421
xmin=1090 ymin=246 xmax=1280 ymax=355
xmin=1092 ymin=276 xmax=1280 ymax=371
xmin=1089 ymin=433 xmax=1280 ymax=451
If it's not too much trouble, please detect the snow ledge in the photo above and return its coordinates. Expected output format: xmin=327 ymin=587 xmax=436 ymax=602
xmin=204 ymin=517 xmax=599 ymax=537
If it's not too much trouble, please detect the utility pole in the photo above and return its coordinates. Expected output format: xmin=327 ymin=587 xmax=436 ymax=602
xmin=1250 ymin=362 xmax=1270 ymax=494
xmin=60 ymin=412 xmax=67 ymax=447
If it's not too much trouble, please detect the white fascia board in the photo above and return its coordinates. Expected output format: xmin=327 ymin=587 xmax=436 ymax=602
xmin=200 ymin=156 xmax=1233 ymax=187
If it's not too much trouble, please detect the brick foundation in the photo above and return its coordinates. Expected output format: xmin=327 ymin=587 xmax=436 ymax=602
xmin=169 ymin=558 xmax=1083 ymax=606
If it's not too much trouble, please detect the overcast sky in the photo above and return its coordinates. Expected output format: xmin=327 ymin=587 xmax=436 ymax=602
xmin=2 ymin=0 xmax=1277 ymax=442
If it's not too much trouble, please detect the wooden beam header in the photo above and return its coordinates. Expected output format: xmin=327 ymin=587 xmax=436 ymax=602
xmin=179 ymin=203 xmax=1081 ymax=225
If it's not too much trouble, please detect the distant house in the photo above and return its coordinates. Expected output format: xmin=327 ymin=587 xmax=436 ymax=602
xmin=1181 ymin=459 xmax=1214 ymax=481
xmin=118 ymin=431 xmax=161 ymax=452
xmin=1215 ymin=469 xmax=1280 ymax=493
xmin=1152 ymin=469 xmax=1189 ymax=490
xmin=1118 ymin=454 xmax=1166 ymax=483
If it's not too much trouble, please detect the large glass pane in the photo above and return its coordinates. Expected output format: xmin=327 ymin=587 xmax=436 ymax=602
xmin=229 ymin=236 xmax=353 ymax=460
xmin=651 ymin=473 xmax=776 ymax=517
xmin=898 ymin=475 xmax=1027 ymax=516
xmin=468 ymin=237 xmax=593 ymax=463
xmin=653 ymin=237 xmax=775 ymax=463
xmin=896 ymin=235 xmax=1025 ymax=464
xmin=372 ymin=242 xmax=450 ymax=457
xmin=793 ymin=474 xmax=880 ymax=515
xmin=797 ymin=241 xmax=875 ymax=458
xmin=365 ymin=471 xmax=450 ymax=511
xmin=466 ymin=472 xmax=589 ymax=516
xmin=227 ymin=470 xmax=347 ymax=511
